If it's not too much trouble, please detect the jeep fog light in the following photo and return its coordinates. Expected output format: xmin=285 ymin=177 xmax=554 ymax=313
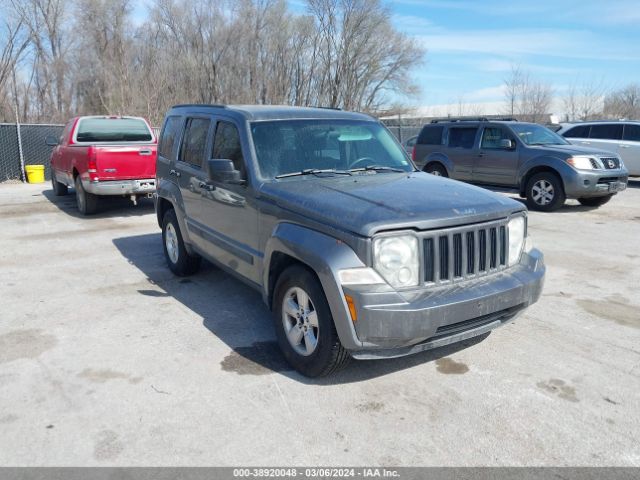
xmin=508 ymin=216 xmax=526 ymax=265
xmin=373 ymin=235 xmax=419 ymax=288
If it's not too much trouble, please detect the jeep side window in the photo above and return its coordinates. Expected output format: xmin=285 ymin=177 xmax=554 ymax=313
xmin=623 ymin=124 xmax=640 ymax=141
xmin=481 ymin=127 xmax=512 ymax=149
xmin=563 ymin=125 xmax=590 ymax=138
xmin=179 ymin=117 xmax=211 ymax=168
xmin=417 ymin=126 xmax=443 ymax=145
xmin=213 ymin=121 xmax=245 ymax=175
xmin=589 ymin=124 xmax=623 ymax=140
xmin=448 ymin=127 xmax=477 ymax=149
xmin=159 ymin=115 xmax=182 ymax=160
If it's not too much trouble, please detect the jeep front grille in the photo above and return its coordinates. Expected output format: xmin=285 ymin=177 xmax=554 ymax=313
xmin=423 ymin=219 xmax=508 ymax=284
xmin=599 ymin=157 xmax=620 ymax=169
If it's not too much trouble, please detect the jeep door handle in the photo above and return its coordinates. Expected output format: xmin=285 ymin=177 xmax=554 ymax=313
xmin=199 ymin=181 xmax=215 ymax=191
xmin=169 ymin=169 xmax=181 ymax=177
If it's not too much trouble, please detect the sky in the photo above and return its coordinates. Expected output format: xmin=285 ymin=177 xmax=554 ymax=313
xmin=387 ymin=0 xmax=640 ymax=116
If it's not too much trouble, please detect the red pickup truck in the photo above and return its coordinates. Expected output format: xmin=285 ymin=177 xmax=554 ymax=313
xmin=47 ymin=116 xmax=157 ymax=214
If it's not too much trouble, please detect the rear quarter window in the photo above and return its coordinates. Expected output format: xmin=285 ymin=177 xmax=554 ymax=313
xmin=417 ymin=126 xmax=443 ymax=145
xmin=158 ymin=116 xmax=182 ymax=159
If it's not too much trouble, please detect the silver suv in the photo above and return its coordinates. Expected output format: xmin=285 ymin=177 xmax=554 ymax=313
xmin=557 ymin=121 xmax=640 ymax=176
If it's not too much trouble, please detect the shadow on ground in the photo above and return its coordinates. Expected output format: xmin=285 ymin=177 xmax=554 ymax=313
xmin=113 ymin=232 xmax=489 ymax=385
xmin=42 ymin=188 xmax=154 ymax=219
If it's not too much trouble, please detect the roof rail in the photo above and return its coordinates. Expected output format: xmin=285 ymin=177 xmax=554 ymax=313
xmin=312 ymin=105 xmax=342 ymax=111
xmin=171 ymin=103 xmax=227 ymax=109
xmin=430 ymin=117 xmax=518 ymax=123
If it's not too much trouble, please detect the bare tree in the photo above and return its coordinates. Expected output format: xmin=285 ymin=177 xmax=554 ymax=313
xmin=604 ymin=84 xmax=640 ymax=119
xmin=563 ymin=79 xmax=607 ymax=121
xmin=0 ymin=9 xmax=29 ymax=121
xmin=503 ymin=64 xmax=553 ymax=123
xmin=503 ymin=64 xmax=523 ymax=117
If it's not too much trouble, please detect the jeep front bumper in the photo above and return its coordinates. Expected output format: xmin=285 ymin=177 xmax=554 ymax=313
xmin=341 ymin=249 xmax=545 ymax=359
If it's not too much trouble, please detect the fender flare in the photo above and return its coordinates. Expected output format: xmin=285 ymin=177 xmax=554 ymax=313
xmin=155 ymin=179 xmax=194 ymax=249
xmin=263 ymin=222 xmax=366 ymax=350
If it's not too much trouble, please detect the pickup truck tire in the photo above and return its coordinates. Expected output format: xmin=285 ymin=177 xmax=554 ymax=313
xmin=273 ymin=265 xmax=350 ymax=377
xmin=424 ymin=163 xmax=448 ymax=177
xmin=578 ymin=195 xmax=613 ymax=207
xmin=525 ymin=172 xmax=565 ymax=212
xmin=162 ymin=209 xmax=201 ymax=276
xmin=74 ymin=176 xmax=98 ymax=215
xmin=51 ymin=171 xmax=68 ymax=196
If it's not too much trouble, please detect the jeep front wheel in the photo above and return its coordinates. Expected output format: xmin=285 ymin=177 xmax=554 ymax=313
xmin=526 ymin=172 xmax=565 ymax=212
xmin=273 ymin=265 xmax=350 ymax=377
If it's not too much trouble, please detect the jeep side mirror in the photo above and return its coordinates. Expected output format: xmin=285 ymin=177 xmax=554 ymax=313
xmin=207 ymin=159 xmax=245 ymax=185
xmin=45 ymin=135 xmax=59 ymax=146
xmin=500 ymin=139 xmax=515 ymax=150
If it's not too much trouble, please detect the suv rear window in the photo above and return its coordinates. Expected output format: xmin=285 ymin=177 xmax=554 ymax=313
xmin=623 ymin=124 xmax=640 ymax=141
xmin=448 ymin=127 xmax=477 ymax=149
xmin=590 ymin=124 xmax=623 ymax=140
xmin=417 ymin=126 xmax=443 ymax=145
xmin=563 ymin=125 xmax=590 ymax=138
xmin=76 ymin=117 xmax=153 ymax=142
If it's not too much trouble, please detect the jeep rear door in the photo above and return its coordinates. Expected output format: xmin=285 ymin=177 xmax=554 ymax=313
xmin=473 ymin=126 xmax=519 ymax=186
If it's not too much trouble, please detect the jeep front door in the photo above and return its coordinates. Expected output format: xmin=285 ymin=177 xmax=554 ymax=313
xmin=474 ymin=126 xmax=519 ymax=186
xmin=196 ymin=119 xmax=260 ymax=284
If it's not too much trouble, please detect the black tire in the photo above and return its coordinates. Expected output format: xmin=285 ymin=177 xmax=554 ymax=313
xmin=273 ymin=265 xmax=350 ymax=377
xmin=525 ymin=172 xmax=565 ymax=212
xmin=162 ymin=209 xmax=201 ymax=276
xmin=578 ymin=195 xmax=613 ymax=207
xmin=424 ymin=163 xmax=448 ymax=177
xmin=51 ymin=170 xmax=68 ymax=196
xmin=74 ymin=176 xmax=98 ymax=215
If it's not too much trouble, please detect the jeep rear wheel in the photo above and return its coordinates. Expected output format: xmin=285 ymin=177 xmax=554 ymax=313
xmin=578 ymin=195 xmax=613 ymax=207
xmin=273 ymin=265 xmax=350 ymax=377
xmin=162 ymin=209 xmax=201 ymax=276
xmin=526 ymin=172 xmax=565 ymax=212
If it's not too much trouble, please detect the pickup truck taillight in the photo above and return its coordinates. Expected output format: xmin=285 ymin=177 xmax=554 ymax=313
xmin=87 ymin=146 xmax=98 ymax=181
xmin=411 ymin=145 xmax=416 ymax=162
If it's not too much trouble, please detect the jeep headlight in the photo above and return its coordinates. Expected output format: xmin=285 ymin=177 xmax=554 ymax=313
xmin=508 ymin=215 xmax=526 ymax=265
xmin=373 ymin=234 xmax=419 ymax=288
xmin=567 ymin=155 xmax=597 ymax=170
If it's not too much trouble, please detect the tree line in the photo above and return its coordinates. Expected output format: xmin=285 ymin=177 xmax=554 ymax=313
xmin=0 ymin=0 xmax=424 ymax=125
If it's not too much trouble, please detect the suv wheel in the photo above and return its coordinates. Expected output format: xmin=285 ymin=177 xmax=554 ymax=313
xmin=526 ymin=172 xmax=565 ymax=212
xmin=74 ymin=176 xmax=98 ymax=215
xmin=424 ymin=163 xmax=448 ymax=177
xmin=51 ymin=171 xmax=68 ymax=196
xmin=273 ymin=265 xmax=350 ymax=377
xmin=162 ymin=209 xmax=201 ymax=276
xmin=578 ymin=195 xmax=613 ymax=207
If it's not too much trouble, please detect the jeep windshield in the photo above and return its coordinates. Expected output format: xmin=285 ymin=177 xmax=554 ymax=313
xmin=250 ymin=120 xmax=414 ymax=179
xmin=510 ymin=123 xmax=570 ymax=146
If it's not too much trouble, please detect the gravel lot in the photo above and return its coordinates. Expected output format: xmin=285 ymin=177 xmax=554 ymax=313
xmin=0 ymin=181 xmax=639 ymax=466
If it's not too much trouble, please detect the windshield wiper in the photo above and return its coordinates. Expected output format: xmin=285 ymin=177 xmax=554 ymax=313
xmin=275 ymin=168 xmax=352 ymax=179
xmin=349 ymin=165 xmax=406 ymax=173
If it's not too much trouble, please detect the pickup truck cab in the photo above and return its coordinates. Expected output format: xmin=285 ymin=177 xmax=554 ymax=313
xmin=155 ymin=105 xmax=545 ymax=377
xmin=413 ymin=119 xmax=629 ymax=211
xmin=47 ymin=115 xmax=157 ymax=214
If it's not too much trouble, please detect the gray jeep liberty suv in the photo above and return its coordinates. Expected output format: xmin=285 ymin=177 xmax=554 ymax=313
xmin=155 ymin=105 xmax=545 ymax=377
xmin=413 ymin=118 xmax=628 ymax=211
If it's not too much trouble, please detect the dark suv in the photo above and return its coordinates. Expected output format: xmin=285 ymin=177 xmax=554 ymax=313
xmin=412 ymin=119 xmax=628 ymax=211
xmin=155 ymin=105 xmax=544 ymax=377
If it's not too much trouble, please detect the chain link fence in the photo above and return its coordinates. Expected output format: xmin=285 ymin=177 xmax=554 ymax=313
xmin=0 ymin=123 xmax=64 ymax=182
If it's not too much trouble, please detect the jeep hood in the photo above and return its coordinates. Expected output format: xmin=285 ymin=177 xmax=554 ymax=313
xmin=259 ymin=172 xmax=524 ymax=237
